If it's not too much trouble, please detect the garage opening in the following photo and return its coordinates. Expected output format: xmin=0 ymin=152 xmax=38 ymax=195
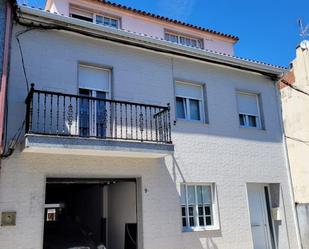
xmin=43 ymin=178 xmax=138 ymax=249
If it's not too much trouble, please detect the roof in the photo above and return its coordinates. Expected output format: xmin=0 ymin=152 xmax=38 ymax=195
xmin=45 ymin=0 xmax=239 ymax=42
xmin=98 ymin=0 xmax=239 ymax=41
xmin=17 ymin=4 xmax=286 ymax=77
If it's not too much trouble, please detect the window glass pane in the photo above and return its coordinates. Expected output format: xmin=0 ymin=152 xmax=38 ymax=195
xmin=176 ymin=97 xmax=186 ymax=119
xmin=191 ymin=39 xmax=197 ymax=47
xmin=204 ymin=206 xmax=211 ymax=215
xmin=181 ymin=206 xmax=186 ymax=216
xmin=239 ymin=114 xmax=245 ymax=126
xmin=189 ymin=99 xmax=200 ymax=120
xmin=79 ymin=89 xmax=90 ymax=137
xmin=180 ymin=36 xmax=185 ymax=45
xmin=110 ymin=19 xmax=118 ymax=28
xmin=198 ymin=206 xmax=203 ymax=215
xmin=199 ymin=217 xmax=204 ymax=226
xmin=202 ymin=186 xmax=212 ymax=204
xmin=248 ymin=115 xmax=257 ymax=127
xmin=96 ymin=15 xmax=103 ymax=24
xmin=198 ymin=40 xmax=203 ymax=48
xmin=104 ymin=17 xmax=110 ymax=26
xmin=206 ymin=216 xmax=212 ymax=225
xmin=189 ymin=206 xmax=194 ymax=216
xmin=187 ymin=186 xmax=196 ymax=204
xmin=197 ymin=186 xmax=203 ymax=204
xmin=96 ymin=91 xmax=107 ymax=138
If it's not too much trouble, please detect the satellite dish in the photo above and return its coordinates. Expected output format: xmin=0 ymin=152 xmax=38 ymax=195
xmin=300 ymin=40 xmax=309 ymax=50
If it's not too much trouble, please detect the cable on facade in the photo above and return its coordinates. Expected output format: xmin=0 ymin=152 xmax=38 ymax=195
xmin=281 ymin=79 xmax=309 ymax=97
xmin=286 ymin=135 xmax=309 ymax=148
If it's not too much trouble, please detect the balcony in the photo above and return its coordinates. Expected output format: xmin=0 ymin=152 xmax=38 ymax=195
xmin=23 ymin=84 xmax=174 ymax=157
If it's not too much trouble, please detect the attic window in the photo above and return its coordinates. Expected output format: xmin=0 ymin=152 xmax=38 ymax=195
xmin=70 ymin=8 xmax=93 ymax=22
xmin=165 ymin=32 xmax=204 ymax=49
xmin=95 ymin=14 xmax=119 ymax=28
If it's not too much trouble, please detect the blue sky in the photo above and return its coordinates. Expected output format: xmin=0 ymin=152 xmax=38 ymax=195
xmin=19 ymin=0 xmax=309 ymax=67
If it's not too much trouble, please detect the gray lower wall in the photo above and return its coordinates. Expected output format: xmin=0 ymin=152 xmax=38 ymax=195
xmin=296 ymin=204 xmax=309 ymax=249
xmin=0 ymin=0 xmax=7 ymax=78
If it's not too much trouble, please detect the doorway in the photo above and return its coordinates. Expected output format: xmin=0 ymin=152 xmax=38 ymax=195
xmin=43 ymin=178 xmax=138 ymax=249
xmin=247 ymin=183 xmax=276 ymax=249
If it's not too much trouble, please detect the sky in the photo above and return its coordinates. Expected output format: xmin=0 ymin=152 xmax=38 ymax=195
xmin=19 ymin=0 xmax=309 ymax=67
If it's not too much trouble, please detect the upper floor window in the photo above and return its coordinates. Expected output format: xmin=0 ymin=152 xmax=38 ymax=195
xmin=165 ymin=32 xmax=204 ymax=49
xmin=180 ymin=183 xmax=218 ymax=231
xmin=236 ymin=92 xmax=262 ymax=129
xmin=70 ymin=8 xmax=93 ymax=22
xmin=175 ymin=81 xmax=204 ymax=122
xmin=96 ymin=15 xmax=119 ymax=28
xmin=70 ymin=6 xmax=120 ymax=29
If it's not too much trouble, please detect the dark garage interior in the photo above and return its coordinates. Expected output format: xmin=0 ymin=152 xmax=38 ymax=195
xmin=43 ymin=178 xmax=137 ymax=249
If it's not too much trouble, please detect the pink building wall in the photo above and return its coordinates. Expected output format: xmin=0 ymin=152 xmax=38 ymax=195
xmin=45 ymin=0 xmax=236 ymax=55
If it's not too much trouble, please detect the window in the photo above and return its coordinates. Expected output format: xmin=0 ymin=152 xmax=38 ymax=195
xmin=165 ymin=32 xmax=204 ymax=49
xmin=96 ymin=14 xmax=119 ymax=28
xmin=175 ymin=82 xmax=204 ymax=121
xmin=78 ymin=65 xmax=111 ymax=137
xmin=181 ymin=184 xmax=218 ymax=231
xmin=70 ymin=8 xmax=93 ymax=22
xmin=69 ymin=6 xmax=120 ymax=29
xmin=236 ymin=92 xmax=262 ymax=129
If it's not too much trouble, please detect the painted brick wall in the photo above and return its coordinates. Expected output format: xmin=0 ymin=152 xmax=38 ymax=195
xmin=0 ymin=25 xmax=300 ymax=249
xmin=0 ymin=0 xmax=7 ymax=78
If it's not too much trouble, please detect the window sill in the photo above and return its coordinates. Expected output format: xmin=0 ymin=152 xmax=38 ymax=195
xmin=175 ymin=118 xmax=208 ymax=126
xmin=239 ymin=126 xmax=266 ymax=131
xmin=182 ymin=226 xmax=220 ymax=233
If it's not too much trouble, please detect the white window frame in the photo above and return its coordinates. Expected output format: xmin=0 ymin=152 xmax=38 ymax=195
xmin=78 ymin=65 xmax=112 ymax=137
xmin=180 ymin=183 xmax=219 ymax=232
xmin=175 ymin=81 xmax=205 ymax=122
xmin=69 ymin=5 xmax=120 ymax=29
xmin=165 ymin=31 xmax=204 ymax=49
xmin=94 ymin=13 xmax=120 ymax=29
xmin=236 ymin=91 xmax=262 ymax=129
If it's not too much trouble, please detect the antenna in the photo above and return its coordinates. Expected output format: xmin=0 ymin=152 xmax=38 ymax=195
xmin=298 ymin=19 xmax=309 ymax=39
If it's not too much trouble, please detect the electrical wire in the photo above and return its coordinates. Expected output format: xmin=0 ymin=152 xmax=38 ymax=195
xmin=285 ymin=135 xmax=309 ymax=148
xmin=281 ymin=79 xmax=309 ymax=97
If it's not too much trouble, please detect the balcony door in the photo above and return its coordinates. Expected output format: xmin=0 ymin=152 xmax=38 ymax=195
xmin=78 ymin=65 xmax=111 ymax=137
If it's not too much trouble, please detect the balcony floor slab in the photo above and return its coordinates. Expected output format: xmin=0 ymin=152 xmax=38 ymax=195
xmin=23 ymin=134 xmax=174 ymax=158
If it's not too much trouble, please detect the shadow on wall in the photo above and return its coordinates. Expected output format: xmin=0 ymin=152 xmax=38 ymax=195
xmin=158 ymin=155 xmax=222 ymax=249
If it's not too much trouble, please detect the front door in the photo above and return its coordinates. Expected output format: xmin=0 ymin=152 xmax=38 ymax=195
xmin=247 ymin=184 xmax=273 ymax=249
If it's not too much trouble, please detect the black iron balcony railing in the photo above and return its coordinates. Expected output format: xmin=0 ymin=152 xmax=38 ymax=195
xmin=25 ymin=84 xmax=172 ymax=144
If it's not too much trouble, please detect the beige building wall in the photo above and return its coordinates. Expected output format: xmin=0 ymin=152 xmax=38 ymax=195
xmin=281 ymin=42 xmax=309 ymax=204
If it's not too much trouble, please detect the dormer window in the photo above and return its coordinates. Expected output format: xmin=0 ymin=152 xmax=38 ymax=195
xmin=165 ymin=31 xmax=204 ymax=49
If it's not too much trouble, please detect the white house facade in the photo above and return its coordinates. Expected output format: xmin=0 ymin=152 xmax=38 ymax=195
xmin=0 ymin=1 xmax=301 ymax=249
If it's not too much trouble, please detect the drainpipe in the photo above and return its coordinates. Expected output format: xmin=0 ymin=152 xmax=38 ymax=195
xmin=0 ymin=1 xmax=13 ymax=155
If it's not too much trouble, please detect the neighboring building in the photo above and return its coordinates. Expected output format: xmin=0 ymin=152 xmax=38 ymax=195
xmin=0 ymin=0 xmax=13 ymax=154
xmin=281 ymin=40 xmax=309 ymax=249
xmin=0 ymin=0 xmax=301 ymax=249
